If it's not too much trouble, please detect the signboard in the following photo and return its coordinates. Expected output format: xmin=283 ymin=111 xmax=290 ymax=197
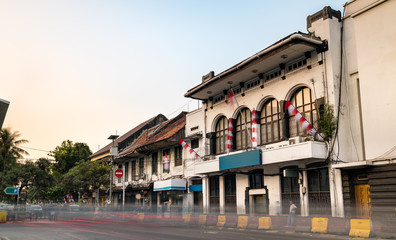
xmin=115 ymin=169 xmax=123 ymax=178
xmin=4 ymin=187 xmax=18 ymax=195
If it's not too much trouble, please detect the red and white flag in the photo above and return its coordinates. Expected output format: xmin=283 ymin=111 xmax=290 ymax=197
xmin=285 ymin=101 xmax=317 ymax=136
xmin=163 ymin=152 xmax=170 ymax=171
xmin=226 ymin=119 xmax=233 ymax=153
xmin=179 ymin=139 xmax=202 ymax=161
xmin=251 ymin=109 xmax=258 ymax=147
xmin=226 ymin=89 xmax=238 ymax=111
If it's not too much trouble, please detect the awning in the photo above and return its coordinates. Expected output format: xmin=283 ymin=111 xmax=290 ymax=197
xmin=154 ymin=179 xmax=186 ymax=191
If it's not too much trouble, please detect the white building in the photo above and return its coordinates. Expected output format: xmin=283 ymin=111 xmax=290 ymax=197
xmin=184 ymin=0 xmax=396 ymax=219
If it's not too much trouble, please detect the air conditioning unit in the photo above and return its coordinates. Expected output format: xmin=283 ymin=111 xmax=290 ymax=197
xmin=288 ymin=136 xmax=303 ymax=145
xmin=303 ymin=136 xmax=314 ymax=142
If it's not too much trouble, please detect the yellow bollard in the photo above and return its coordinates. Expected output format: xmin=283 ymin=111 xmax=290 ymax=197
xmin=198 ymin=215 xmax=207 ymax=225
xmin=258 ymin=217 xmax=272 ymax=230
xmin=311 ymin=218 xmax=328 ymax=233
xmin=0 ymin=212 xmax=6 ymax=223
xmin=217 ymin=215 xmax=226 ymax=228
xmin=184 ymin=214 xmax=191 ymax=224
xmin=237 ymin=216 xmax=248 ymax=229
xmin=349 ymin=219 xmax=371 ymax=238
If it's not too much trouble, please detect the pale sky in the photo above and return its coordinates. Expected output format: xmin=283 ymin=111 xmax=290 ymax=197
xmin=0 ymin=0 xmax=346 ymax=159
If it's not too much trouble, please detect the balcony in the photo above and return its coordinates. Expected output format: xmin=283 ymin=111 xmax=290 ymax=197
xmin=194 ymin=139 xmax=327 ymax=174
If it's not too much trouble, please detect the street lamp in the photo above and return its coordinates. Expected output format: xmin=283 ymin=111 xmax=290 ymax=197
xmin=108 ymin=134 xmax=119 ymax=206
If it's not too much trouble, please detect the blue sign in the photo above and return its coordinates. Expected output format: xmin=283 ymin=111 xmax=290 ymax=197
xmin=219 ymin=149 xmax=262 ymax=170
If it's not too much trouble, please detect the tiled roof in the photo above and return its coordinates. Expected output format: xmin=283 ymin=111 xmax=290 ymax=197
xmin=89 ymin=114 xmax=167 ymax=159
xmin=117 ymin=112 xmax=186 ymax=157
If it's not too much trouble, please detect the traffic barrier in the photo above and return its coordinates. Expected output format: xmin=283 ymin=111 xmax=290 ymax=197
xmin=349 ymin=219 xmax=371 ymax=238
xmin=258 ymin=217 xmax=272 ymax=230
xmin=206 ymin=215 xmax=218 ymax=226
xmin=327 ymin=217 xmax=349 ymax=235
xmin=237 ymin=216 xmax=248 ymax=229
xmin=216 ymin=215 xmax=226 ymax=228
xmin=294 ymin=216 xmax=311 ymax=232
xmin=224 ymin=215 xmax=238 ymax=228
xmin=311 ymin=217 xmax=328 ymax=233
xmin=246 ymin=216 xmax=259 ymax=229
xmin=0 ymin=212 xmax=6 ymax=223
xmin=137 ymin=213 xmax=144 ymax=221
xmin=184 ymin=214 xmax=191 ymax=224
xmin=198 ymin=215 xmax=207 ymax=226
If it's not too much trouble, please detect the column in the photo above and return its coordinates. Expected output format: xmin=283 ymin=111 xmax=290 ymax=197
xmin=219 ymin=176 xmax=225 ymax=214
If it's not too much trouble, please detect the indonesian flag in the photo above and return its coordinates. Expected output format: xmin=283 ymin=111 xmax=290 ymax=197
xmin=163 ymin=152 xmax=170 ymax=171
xmin=285 ymin=101 xmax=317 ymax=136
xmin=226 ymin=119 xmax=233 ymax=153
xmin=251 ymin=109 xmax=258 ymax=147
xmin=226 ymin=89 xmax=238 ymax=111
xmin=179 ymin=138 xmax=202 ymax=161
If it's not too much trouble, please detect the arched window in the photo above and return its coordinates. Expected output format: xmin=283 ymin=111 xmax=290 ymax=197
xmin=235 ymin=108 xmax=251 ymax=150
xmin=215 ymin=116 xmax=228 ymax=154
xmin=288 ymin=87 xmax=318 ymax=137
xmin=260 ymin=99 xmax=282 ymax=144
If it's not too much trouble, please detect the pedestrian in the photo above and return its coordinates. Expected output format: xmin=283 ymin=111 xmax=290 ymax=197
xmin=287 ymin=201 xmax=297 ymax=227
xmin=275 ymin=201 xmax=281 ymax=215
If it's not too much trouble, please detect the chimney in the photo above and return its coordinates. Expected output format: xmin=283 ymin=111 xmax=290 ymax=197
xmin=202 ymin=71 xmax=215 ymax=82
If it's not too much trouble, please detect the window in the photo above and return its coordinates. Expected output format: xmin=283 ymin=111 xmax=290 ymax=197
xmin=249 ymin=170 xmax=264 ymax=189
xmin=125 ymin=162 xmax=129 ymax=182
xmin=152 ymin=153 xmax=158 ymax=175
xmin=288 ymin=87 xmax=318 ymax=137
xmin=224 ymin=174 xmax=236 ymax=213
xmin=307 ymin=163 xmax=331 ymax=215
xmin=191 ymin=139 xmax=199 ymax=149
xmin=260 ymin=99 xmax=282 ymax=144
xmin=162 ymin=149 xmax=170 ymax=173
xmin=174 ymin=146 xmax=182 ymax=166
xmin=281 ymin=167 xmax=300 ymax=214
xmin=139 ymin=158 xmax=144 ymax=176
xmin=236 ymin=108 xmax=251 ymax=150
xmin=215 ymin=116 xmax=228 ymax=154
xmin=209 ymin=176 xmax=219 ymax=213
xmin=132 ymin=160 xmax=136 ymax=179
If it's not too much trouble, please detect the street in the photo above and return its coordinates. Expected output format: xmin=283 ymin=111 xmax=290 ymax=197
xmin=0 ymin=215 xmax=363 ymax=240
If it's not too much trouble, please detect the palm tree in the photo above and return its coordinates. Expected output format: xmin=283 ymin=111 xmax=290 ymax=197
xmin=0 ymin=128 xmax=29 ymax=173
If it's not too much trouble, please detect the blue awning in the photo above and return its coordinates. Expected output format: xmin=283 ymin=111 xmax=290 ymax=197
xmin=219 ymin=149 xmax=262 ymax=170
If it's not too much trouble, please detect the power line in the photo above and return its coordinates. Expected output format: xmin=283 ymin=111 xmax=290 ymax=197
xmin=19 ymin=146 xmax=50 ymax=153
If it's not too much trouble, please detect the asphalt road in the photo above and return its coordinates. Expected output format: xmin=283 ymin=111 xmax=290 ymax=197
xmin=0 ymin=216 xmax=367 ymax=240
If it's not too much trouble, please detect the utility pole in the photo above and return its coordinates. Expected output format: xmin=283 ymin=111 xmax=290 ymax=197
xmin=108 ymin=134 xmax=119 ymax=206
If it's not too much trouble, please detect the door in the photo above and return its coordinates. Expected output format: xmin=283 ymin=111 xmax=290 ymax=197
xmin=355 ymin=184 xmax=371 ymax=218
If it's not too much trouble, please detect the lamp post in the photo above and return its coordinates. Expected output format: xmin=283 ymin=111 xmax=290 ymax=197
xmin=108 ymin=134 xmax=119 ymax=206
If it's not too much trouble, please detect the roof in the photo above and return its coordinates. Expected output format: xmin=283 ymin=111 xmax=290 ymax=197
xmin=89 ymin=114 xmax=167 ymax=159
xmin=184 ymin=32 xmax=323 ymax=100
xmin=117 ymin=112 xmax=186 ymax=157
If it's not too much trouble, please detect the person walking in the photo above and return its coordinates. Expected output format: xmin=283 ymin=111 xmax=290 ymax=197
xmin=287 ymin=201 xmax=297 ymax=227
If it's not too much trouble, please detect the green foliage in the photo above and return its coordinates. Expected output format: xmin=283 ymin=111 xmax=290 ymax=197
xmin=61 ymin=160 xmax=110 ymax=196
xmin=318 ymin=104 xmax=337 ymax=142
xmin=50 ymin=140 xmax=92 ymax=174
xmin=0 ymin=128 xmax=29 ymax=173
xmin=0 ymin=158 xmax=54 ymax=202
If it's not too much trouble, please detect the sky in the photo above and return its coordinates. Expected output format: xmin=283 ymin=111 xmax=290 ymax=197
xmin=0 ymin=0 xmax=347 ymax=160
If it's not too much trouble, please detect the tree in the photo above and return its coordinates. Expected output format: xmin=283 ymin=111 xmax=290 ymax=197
xmin=0 ymin=158 xmax=54 ymax=202
xmin=0 ymin=128 xmax=28 ymax=173
xmin=61 ymin=160 xmax=109 ymax=198
xmin=50 ymin=140 xmax=92 ymax=174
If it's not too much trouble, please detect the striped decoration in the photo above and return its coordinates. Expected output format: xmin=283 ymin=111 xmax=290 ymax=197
xmin=226 ymin=118 xmax=233 ymax=153
xmin=251 ymin=109 xmax=258 ymax=147
xmin=179 ymin=138 xmax=202 ymax=161
xmin=285 ymin=100 xmax=317 ymax=136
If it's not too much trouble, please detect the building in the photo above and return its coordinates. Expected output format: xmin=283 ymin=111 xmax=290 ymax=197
xmin=0 ymin=98 xmax=10 ymax=129
xmin=184 ymin=7 xmax=343 ymax=216
xmin=331 ymin=0 xmax=396 ymax=219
